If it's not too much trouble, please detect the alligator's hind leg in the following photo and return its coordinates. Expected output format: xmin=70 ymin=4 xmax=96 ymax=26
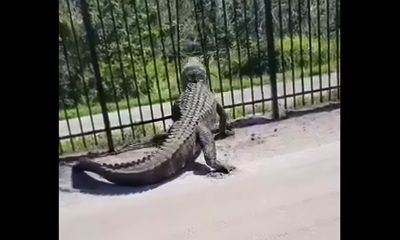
xmin=197 ymin=124 xmax=235 ymax=173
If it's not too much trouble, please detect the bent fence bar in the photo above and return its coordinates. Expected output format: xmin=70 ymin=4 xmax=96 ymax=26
xmin=59 ymin=0 xmax=340 ymax=154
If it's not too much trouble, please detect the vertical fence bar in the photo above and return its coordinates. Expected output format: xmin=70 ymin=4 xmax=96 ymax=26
xmin=277 ymin=0 xmax=287 ymax=108
xmin=242 ymin=0 xmax=255 ymax=115
xmin=316 ymin=0 xmax=323 ymax=102
xmin=297 ymin=0 xmax=305 ymax=105
xmin=307 ymin=0 xmax=314 ymax=104
xmin=232 ymin=0 xmax=245 ymax=116
xmin=192 ymin=0 xmax=212 ymax=91
xmin=132 ymin=0 xmax=157 ymax=134
xmin=288 ymin=0 xmax=296 ymax=107
xmin=253 ymin=0 xmax=266 ymax=114
xmin=66 ymin=0 xmax=98 ymax=145
xmin=79 ymin=0 xmax=114 ymax=152
xmin=264 ymin=0 xmax=279 ymax=119
xmin=192 ymin=0 xmax=211 ymax=90
xmin=155 ymin=0 xmax=174 ymax=110
xmin=175 ymin=0 xmax=182 ymax=75
xmin=107 ymin=0 xmax=136 ymax=137
xmin=144 ymin=0 xmax=167 ymax=132
xmin=120 ymin=0 xmax=146 ymax=135
xmin=59 ymin=140 xmax=64 ymax=155
xmin=167 ymin=0 xmax=181 ymax=93
xmin=60 ymin=96 xmax=75 ymax=151
xmin=221 ymin=0 xmax=235 ymax=118
xmin=210 ymin=0 xmax=225 ymax=106
xmin=199 ymin=0 xmax=213 ymax=91
xmin=326 ymin=0 xmax=331 ymax=101
xmin=60 ymin=35 xmax=87 ymax=148
xmin=336 ymin=0 xmax=340 ymax=99
xmin=95 ymin=0 xmax=125 ymax=140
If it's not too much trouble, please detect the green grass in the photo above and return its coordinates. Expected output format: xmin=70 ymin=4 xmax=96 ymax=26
xmin=226 ymin=88 xmax=339 ymax=119
xmin=60 ymin=36 xmax=339 ymax=120
xmin=59 ymin=61 xmax=337 ymax=120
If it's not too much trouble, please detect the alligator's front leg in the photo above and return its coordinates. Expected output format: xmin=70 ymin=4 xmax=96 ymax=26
xmin=197 ymin=124 xmax=235 ymax=173
xmin=216 ymin=103 xmax=235 ymax=137
xmin=171 ymin=100 xmax=181 ymax=122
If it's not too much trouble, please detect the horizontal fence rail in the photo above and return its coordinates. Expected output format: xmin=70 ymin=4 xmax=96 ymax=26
xmin=59 ymin=0 xmax=340 ymax=155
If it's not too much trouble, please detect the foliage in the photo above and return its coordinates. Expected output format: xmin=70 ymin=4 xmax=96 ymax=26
xmin=59 ymin=0 xmax=339 ymax=115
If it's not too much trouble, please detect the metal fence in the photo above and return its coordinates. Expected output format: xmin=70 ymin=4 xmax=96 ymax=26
xmin=59 ymin=0 xmax=340 ymax=155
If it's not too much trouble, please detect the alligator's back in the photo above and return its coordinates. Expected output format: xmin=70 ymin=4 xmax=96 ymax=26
xmin=73 ymin=57 xmax=220 ymax=186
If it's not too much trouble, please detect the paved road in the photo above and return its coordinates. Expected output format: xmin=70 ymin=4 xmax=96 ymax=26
xmin=59 ymin=108 xmax=340 ymax=240
xmin=60 ymin=143 xmax=340 ymax=240
xmin=59 ymin=109 xmax=341 ymax=240
xmin=59 ymin=72 xmax=338 ymax=137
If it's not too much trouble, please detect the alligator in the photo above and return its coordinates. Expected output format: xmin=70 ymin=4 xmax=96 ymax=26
xmin=72 ymin=57 xmax=236 ymax=186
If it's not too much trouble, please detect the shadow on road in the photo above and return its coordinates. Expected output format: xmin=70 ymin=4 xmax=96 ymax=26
xmin=60 ymin=159 xmax=211 ymax=196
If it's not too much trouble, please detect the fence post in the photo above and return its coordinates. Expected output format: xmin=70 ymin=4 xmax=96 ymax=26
xmin=79 ymin=0 xmax=114 ymax=152
xmin=264 ymin=0 xmax=280 ymax=120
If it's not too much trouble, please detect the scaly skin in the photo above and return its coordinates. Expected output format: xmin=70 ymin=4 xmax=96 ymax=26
xmin=73 ymin=57 xmax=235 ymax=186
